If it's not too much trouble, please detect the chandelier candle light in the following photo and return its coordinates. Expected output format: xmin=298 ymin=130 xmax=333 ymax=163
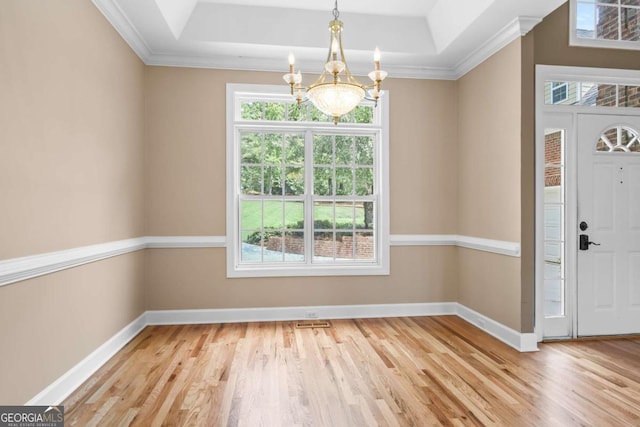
xmin=283 ymin=0 xmax=388 ymax=124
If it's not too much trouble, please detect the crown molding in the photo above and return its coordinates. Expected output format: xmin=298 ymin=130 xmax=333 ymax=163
xmin=91 ymin=0 xmax=152 ymax=62
xmin=92 ymin=0 xmax=545 ymax=80
xmin=145 ymin=53 xmax=458 ymax=80
xmin=453 ymin=16 xmax=542 ymax=79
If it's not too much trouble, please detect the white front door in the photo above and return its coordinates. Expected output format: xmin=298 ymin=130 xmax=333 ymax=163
xmin=577 ymin=114 xmax=640 ymax=336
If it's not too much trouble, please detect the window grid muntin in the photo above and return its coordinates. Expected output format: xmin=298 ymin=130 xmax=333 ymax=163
xmin=235 ymin=122 xmax=379 ymax=267
xmin=239 ymin=196 xmax=306 ymax=264
xmin=311 ymin=196 xmax=377 ymax=262
xmin=239 ymin=131 xmax=305 ymax=196
xmin=595 ymin=125 xmax=640 ymax=152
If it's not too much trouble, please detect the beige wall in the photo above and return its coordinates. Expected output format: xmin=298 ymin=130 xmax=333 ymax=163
xmin=0 ymin=254 xmax=145 ymax=404
xmin=384 ymin=78 xmax=459 ymax=235
xmin=0 ymin=0 xmax=146 ymax=403
xmin=457 ymin=40 xmax=522 ymax=242
xmin=144 ymin=68 xmax=459 ymax=236
xmin=457 ymin=40 xmax=523 ymax=331
xmin=0 ymin=0 xmax=146 ymax=258
xmin=144 ymin=67 xmax=459 ymax=309
xmin=146 ymin=247 xmax=457 ymax=309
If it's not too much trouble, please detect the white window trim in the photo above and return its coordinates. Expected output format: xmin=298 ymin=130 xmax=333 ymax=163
xmin=569 ymin=0 xmax=640 ymax=50
xmin=225 ymin=83 xmax=390 ymax=278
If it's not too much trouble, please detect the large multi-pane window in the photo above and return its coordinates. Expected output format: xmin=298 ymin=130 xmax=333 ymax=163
xmin=226 ymin=84 xmax=389 ymax=277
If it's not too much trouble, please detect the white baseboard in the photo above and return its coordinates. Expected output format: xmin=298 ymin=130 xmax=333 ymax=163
xmin=147 ymin=303 xmax=537 ymax=352
xmin=27 ymin=302 xmax=537 ymax=404
xmin=146 ymin=302 xmax=458 ymax=325
xmin=456 ymin=304 xmax=538 ymax=352
xmin=26 ymin=313 xmax=147 ymax=406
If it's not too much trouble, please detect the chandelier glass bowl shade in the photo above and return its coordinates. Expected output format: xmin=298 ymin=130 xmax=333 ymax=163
xmin=307 ymin=83 xmax=365 ymax=118
xmin=283 ymin=1 xmax=387 ymax=124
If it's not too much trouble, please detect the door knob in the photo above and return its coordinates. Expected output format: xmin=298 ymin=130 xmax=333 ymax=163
xmin=579 ymin=234 xmax=600 ymax=250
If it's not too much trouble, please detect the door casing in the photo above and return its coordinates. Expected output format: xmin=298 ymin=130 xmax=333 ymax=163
xmin=535 ymin=65 xmax=640 ymax=341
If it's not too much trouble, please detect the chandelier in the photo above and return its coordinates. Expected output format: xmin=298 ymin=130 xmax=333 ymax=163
xmin=282 ymin=0 xmax=388 ymax=124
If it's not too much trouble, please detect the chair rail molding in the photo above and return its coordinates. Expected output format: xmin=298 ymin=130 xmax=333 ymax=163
xmin=0 ymin=238 xmax=147 ymax=287
xmin=0 ymin=234 xmax=519 ymax=287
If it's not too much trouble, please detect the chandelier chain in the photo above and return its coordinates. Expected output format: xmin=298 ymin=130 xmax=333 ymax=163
xmin=332 ymin=0 xmax=340 ymax=19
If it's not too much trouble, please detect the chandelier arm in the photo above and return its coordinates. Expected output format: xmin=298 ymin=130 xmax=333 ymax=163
xmin=325 ymin=30 xmax=336 ymax=71
xmin=305 ymin=24 xmax=336 ymax=89
xmin=339 ymin=45 xmax=364 ymax=87
xmin=283 ymin=0 xmax=384 ymax=123
xmin=337 ymin=30 xmax=348 ymax=76
xmin=334 ymin=23 xmax=366 ymax=88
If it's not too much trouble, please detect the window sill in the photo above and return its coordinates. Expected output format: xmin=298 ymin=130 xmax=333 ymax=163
xmin=226 ymin=262 xmax=390 ymax=278
xmin=569 ymin=36 xmax=640 ymax=51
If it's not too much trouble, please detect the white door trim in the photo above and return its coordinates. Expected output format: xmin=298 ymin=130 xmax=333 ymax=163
xmin=535 ymin=65 xmax=640 ymax=341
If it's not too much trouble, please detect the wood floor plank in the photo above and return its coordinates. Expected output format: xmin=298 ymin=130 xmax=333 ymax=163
xmin=63 ymin=317 xmax=640 ymax=426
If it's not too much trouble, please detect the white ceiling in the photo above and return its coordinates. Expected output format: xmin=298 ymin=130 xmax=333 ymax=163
xmin=92 ymin=0 xmax=566 ymax=79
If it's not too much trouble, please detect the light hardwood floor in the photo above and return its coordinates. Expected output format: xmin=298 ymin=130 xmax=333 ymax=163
xmin=63 ymin=316 xmax=640 ymax=426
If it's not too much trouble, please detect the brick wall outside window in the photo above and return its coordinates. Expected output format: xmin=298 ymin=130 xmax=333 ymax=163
xmin=596 ymin=4 xmax=640 ymax=41
xmin=545 ymin=131 xmax=562 ymax=187
xmin=265 ymin=235 xmax=374 ymax=259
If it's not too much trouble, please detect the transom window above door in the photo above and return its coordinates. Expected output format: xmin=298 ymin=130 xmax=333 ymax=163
xmin=543 ymin=81 xmax=640 ymax=107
